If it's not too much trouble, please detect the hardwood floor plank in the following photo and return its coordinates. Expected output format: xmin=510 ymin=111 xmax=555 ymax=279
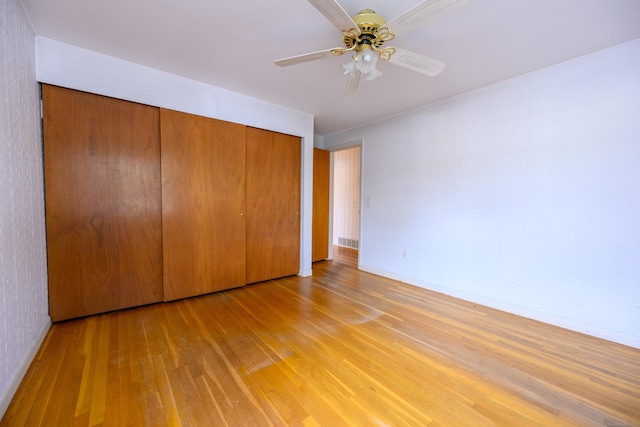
xmin=21 ymin=323 xmax=76 ymax=426
xmin=3 ymin=248 xmax=640 ymax=426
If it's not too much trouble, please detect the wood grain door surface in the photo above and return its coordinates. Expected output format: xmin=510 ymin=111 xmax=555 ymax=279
xmin=312 ymin=148 xmax=330 ymax=262
xmin=43 ymin=85 xmax=163 ymax=321
xmin=246 ymin=128 xmax=301 ymax=284
xmin=44 ymin=86 xmax=302 ymax=318
xmin=160 ymin=109 xmax=247 ymax=301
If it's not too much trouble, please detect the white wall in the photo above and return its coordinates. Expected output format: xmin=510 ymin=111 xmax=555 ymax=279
xmin=35 ymin=37 xmax=315 ymax=277
xmin=0 ymin=0 xmax=51 ymax=416
xmin=324 ymin=39 xmax=640 ymax=349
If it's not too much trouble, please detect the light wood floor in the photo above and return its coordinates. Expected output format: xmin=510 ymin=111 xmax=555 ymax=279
xmin=3 ymin=247 xmax=640 ymax=426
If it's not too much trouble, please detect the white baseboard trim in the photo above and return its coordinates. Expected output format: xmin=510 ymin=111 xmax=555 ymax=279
xmin=359 ymin=264 xmax=640 ymax=350
xmin=0 ymin=319 xmax=51 ymax=419
xmin=298 ymin=268 xmax=313 ymax=277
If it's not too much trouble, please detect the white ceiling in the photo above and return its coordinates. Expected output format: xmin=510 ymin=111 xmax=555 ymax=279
xmin=19 ymin=0 xmax=640 ymax=135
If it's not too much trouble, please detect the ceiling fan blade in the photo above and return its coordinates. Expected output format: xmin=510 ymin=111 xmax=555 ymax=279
xmin=307 ymin=0 xmax=359 ymax=33
xmin=383 ymin=0 xmax=466 ymax=36
xmin=275 ymin=48 xmax=344 ymax=67
xmin=387 ymin=47 xmax=446 ymax=76
xmin=345 ymin=71 xmax=361 ymax=95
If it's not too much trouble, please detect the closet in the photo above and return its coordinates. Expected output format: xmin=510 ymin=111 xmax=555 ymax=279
xmin=160 ymin=109 xmax=247 ymax=301
xmin=43 ymin=85 xmax=163 ymax=321
xmin=43 ymin=85 xmax=301 ymax=321
xmin=246 ymin=127 xmax=301 ymax=283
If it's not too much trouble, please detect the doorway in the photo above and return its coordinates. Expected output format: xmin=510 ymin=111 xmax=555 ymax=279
xmin=332 ymin=145 xmax=361 ymax=260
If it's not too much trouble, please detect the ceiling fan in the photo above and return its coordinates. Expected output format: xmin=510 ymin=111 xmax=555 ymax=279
xmin=275 ymin=0 xmax=467 ymax=94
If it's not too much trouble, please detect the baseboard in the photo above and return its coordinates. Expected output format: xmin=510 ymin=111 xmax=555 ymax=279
xmin=359 ymin=264 xmax=640 ymax=350
xmin=298 ymin=268 xmax=313 ymax=277
xmin=0 ymin=319 xmax=51 ymax=419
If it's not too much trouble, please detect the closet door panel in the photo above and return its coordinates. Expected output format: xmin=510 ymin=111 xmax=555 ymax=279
xmin=161 ymin=109 xmax=246 ymax=301
xmin=43 ymin=85 xmax=163 ymax=321
xmin=246 ymin=128 xmax=301 ymax=283
xmin=312 ymin=148 xmax=330 ymax=262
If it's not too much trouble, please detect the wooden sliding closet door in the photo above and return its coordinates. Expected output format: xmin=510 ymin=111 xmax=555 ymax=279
xmin=246 ymin=128 xmax=301 ymax=283
xmin=312 ymin=148 xmax=330 ymax=262
xmin=43 ymin=85 xmax=163 ymax=321
xmin=161 ymin=109 xmax=247 ymax=301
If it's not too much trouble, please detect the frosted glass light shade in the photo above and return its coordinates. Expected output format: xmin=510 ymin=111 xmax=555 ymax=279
xmin=342 ymin=49 xmax=383 ymax=81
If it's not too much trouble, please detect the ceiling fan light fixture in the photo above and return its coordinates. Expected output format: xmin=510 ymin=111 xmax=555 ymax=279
xmin=275 ymin=0 xmax=464 ymax=93
xmin=343 ymin=47 xmax=383 ymax=81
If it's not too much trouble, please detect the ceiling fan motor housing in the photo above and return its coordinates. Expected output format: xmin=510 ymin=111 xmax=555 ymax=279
xmin=343 ymin=9 xmax=393 ymax=52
